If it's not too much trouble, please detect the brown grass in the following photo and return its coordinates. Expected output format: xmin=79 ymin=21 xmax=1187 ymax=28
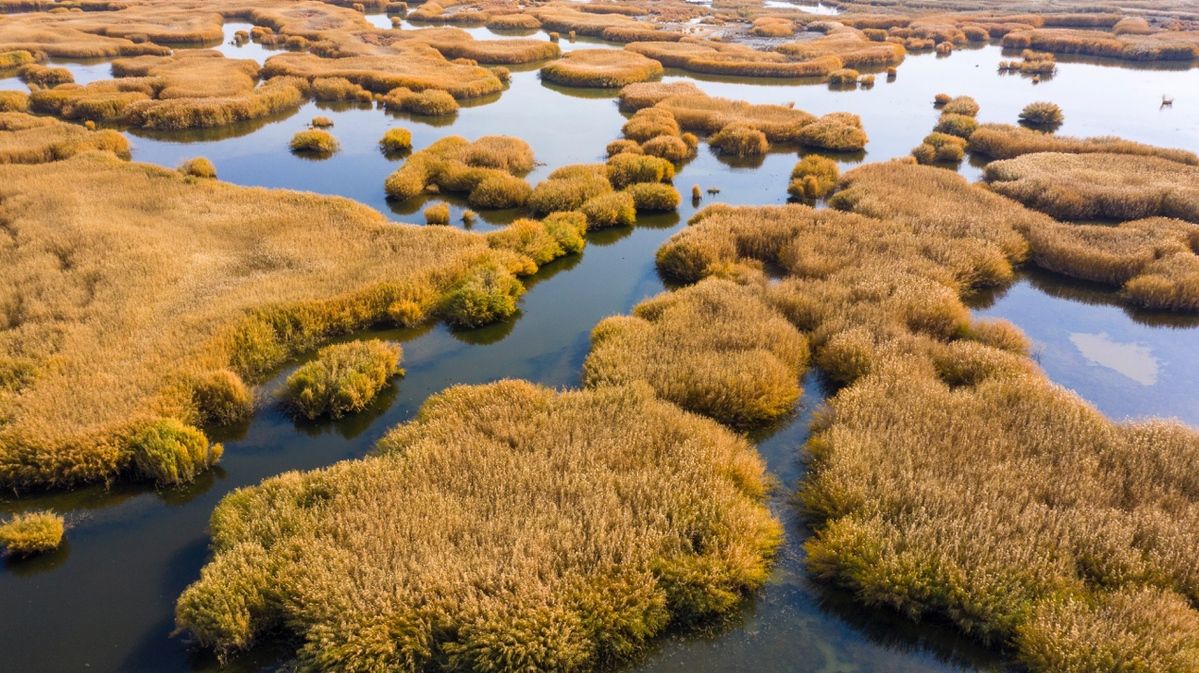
xmin=584 ymin=279 xmax=808 ymax=426
xmin=0 ymin=112 xmax=129 ymax=163
xmin=788 ymin=155 xmax=839 ymax=200
xmin=617 ymin=81 xmax=703 ymax=112
xmin=1003 ymin=27 xmax=1199 ymax=62
xmin=967 ymin=124 xmax=1199 ymax=165
xmin=627 ymin=39 xmax=843 ymax=79
xmin=710 ymin=122 xmax=769 ymax=157
xmin=384 ymin=135 xmax=534 ymax=209
xmin=176 ymin=380 xmax=780 ymax=668
xmin=984 ymin=152 xmax=1199 ymax=223
xmin=540 ymin=49 xmax=663 ymax=88
xmin=0 ymin=152 xmax=567 ymax=491
xmin=777 ymin=25 xmax=906 ymax=68
xmin=261 ymin=49 xmax=504 ymax=99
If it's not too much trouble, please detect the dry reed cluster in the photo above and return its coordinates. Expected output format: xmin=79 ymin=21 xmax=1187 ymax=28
xmin=967 ymin=123 xmax=1199 ymax=164
xmin=176 ymin=381 xmax=781 ymax=670
xmin=788 ymin=155 xmax=840 ymax=199
xmin=0 ymin=111 xmax=129 ymax=163
xmin=540 ymin=49 xmax=664 ymax=88
xmin=384 ymin=135 xmax=535 ymax=209
xmin=647 ymin=162 xmax=1199 ymax=669
xmin=261 ymin=50 xmax=504 ymax=99
xmin=284 ymin=340 xmax=403 ymax=420
xmin=0 ymin=510 xmax=64 ymax=556
xmin=0 ymin=151 xmax=571 ymax=491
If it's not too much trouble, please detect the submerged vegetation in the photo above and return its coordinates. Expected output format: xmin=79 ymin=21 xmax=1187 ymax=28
xmin=176 ymin=381 xmax=780 ymax=669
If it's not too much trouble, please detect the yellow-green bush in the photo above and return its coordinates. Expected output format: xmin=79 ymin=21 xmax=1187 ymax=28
xmin=933 ymin=112 xmax=977 ymax=138
xmin=912 ymin=132 xmax=967 ymax=164
xmin=128 ymin=418 xmax=222 ymax=486
xmin=641 ymin=134 xmax=692 ymax=162
xmin=584 ymin=279 xmax=809 ymax=426
xmin=440 ymin=261 xmax=525 ymax=327
xmin=191 ymin=369 xmax=252 ymax=426
xmin=795 ymin=113 xmax=868 ymax=152
xmin=284 ymin=340 xmax=403 ymax=420
xmin=0 ymin=510 xmax=64 ymax=556
xmin=289 ymin=129 xmax=339 ymax=155
xmin=178 ymin=156 xmax=216 ymax=179
xmin=626 ymin=182 xmax=680 ymax=212
xmin=176 ymin=381 xmax=779 ymax=670
xmin=787 ymin=155 xmax=840 ymax=200
xmin=582 ymin=191 xmax=636 ymax=229
xmin=605 ymin=153 xmax=674 ymax=189
xmin=488 ymin=217 xmax=584 ymax=266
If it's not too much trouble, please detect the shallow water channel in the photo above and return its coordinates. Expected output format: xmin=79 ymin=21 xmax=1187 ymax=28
xmin=1 ymin=24 xmax=1197 ymax=672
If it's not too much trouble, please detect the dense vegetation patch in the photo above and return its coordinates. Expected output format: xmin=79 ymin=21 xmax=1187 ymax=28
xmin=0 ymin=510 xmax=64 ymax=556
xmin=540 ymin=49 xmax=664 ymax=87
xmin=285 ymin=341 xmax=403 ymax=420
xmin=176 ymin=381 xmax=781 ymax=670
xmin=384 ymin=135 xmax=534 ymax=209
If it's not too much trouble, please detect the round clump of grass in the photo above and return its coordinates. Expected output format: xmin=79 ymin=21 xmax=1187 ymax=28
xmin=424 ymin=202 xmax=451 ymax=225
xmin=710 ymin=123 xmax=769 ymax=157
xmin=289 ymin=129 xmax=339 ymax=156
xmin=127 ymin=418 xmax=222 ymax=486
xmin=625 ymin=182 xmax=680 ymax=212
xmin=828 ymin=68 xmax=860 ymax=86
xmin=540 ymin=49 xmax=664 ymax=88
xmin=582 ymin=191 xmax=636 ymax=229
xmin=442 ymin=261 xmax=525 ymax=327
xmin=178 ymin=157 xmax=216 ymax=179
xmin=942 ymin=96 xmax=980 ymax=117
xmin=1018 ymin=101 xmax=1064 ymax=131
xmin=934 ymin=112 xmax=978 ymax=138
xmin=787 ymin=155 xmax=840 ymax=200
xmin=310 ymin=115 xmax=334 ymax=128
xmin=0 ymin=511 xmax=64 ymax=556
xmin=285 ymin=340 xmax=403 ymax=420
xmin=468 ymin=173 xmax=531 ymax=209
xmin=379 ymin=127 xmax=412 ymax=154
xmin=605 ymin=153 xmax=674 ymax=189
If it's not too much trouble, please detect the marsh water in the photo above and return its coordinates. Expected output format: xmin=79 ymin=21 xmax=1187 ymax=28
xmin=2 ymin=23 xmax=1198 ymax=672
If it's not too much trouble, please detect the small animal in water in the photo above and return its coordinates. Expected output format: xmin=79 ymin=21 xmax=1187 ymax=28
xmin=1162 ymin=94 xmax=1174 ymax=107
xmin=706 ymin=187 xmax=720 ymax=195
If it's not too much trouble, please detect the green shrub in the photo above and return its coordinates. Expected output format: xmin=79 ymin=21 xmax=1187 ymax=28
xmin=178 ymin=157 xmax=216 ymax=178
xmin=625 ymin=183 xmax=680 ymax=212
xmin=787 ymin=155 xmax=839 ymax=199
xmin=441 ymin=261 xmax=525 ymax=327
xmin=284 ymin=340 xmax=403 ymax=420
xmin=582 ymin=191 xmax=636 ymax=229
xmin=380 ymin=127 xmax=412 ymax=154
xmin=127 ymin=418 xmax=222 ymax=486
xmin=710 ymin=123 xmax=768 ymax=157
xmin=605 ymin=153 xmax=674 ymax=189
xmin=424 ymin=202 xmax=451 ymax=225
xmin=1018 ymin=101 xmax=1064 ymax=130
xmin=289 ymin=129 xmax=338 ymax=155
xmin=0 ymin=511 xmax=64 ymax=556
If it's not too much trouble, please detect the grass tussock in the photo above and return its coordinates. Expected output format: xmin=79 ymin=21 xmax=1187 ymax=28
xmin=424 ymin=202 xmax=451 ymax=225
xmin=379 ymin=127 xmax=412 ymax=154
xmin=528 ymin=164 xmax=612 ymax=215
xmin=382 ymin=87 xmax=460 ymax=116
xmin=0 ymin=510 xmax=64 ymax=556
xmin=625 ymin=182 xmax=680 ymax=212
xmin=710 ymin=123 xmax=769 ymax=157
xmin=795 ymin=113 xmax=869 ymax=152
xmin=285 ymin=340 xmax=403 ymax=420
xmin=385 ymin=135 xmax=534 ymax=209
xmin=540 ymin=49 xmax=663 ymax=88
xmin=0 ymin=112 xmax=129 ymax=164
xmin=617 ymin=81 xmax=703 ymax=112
xmin=751 ymin=17 xmax=795 ymax=38
xmin=19 ymin=63 xmax=74 ymax=87
xmin=310 ymin=76 xmax=374 ymax=103
xmin=582 ymin=190 xmax=636 ymax=229
xmin=0 ymin=153 xmax=564 ymax=491
xmin=289 ymin=129 xmax=339 ymax=155
xmin=1003 ymin=27 xmax=1199 ymax=63
xmin=984 ymin=152 xmax=1199 ymax=223
xmin=788 ymin=155 xmax=839 ymax=200
xmin=606 ymin=153 xmax=675 ymax=189
xmin=1018 ymin=101 xmax=1063 ymax=130
xmin=777 ymin=25 xmax=906 ymax=68
xmin=585 ymin=279 xmax=808 ymax=426
xmin=967 ymin=124 xmax=1198 ymax=165
xmin=0 ymin=90 xmax=29 ymax=112
xmin=176 ymin=380 xmax=780 ymax=669
xmin=178 ymin=157 xmax=216 ymax=179
xmin=912 ymin=132 xmax=966 ymax=164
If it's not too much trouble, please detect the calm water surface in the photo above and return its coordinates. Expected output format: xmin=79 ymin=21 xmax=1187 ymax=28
xmin=1 ymin=26 xmax=1197 ymax=672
